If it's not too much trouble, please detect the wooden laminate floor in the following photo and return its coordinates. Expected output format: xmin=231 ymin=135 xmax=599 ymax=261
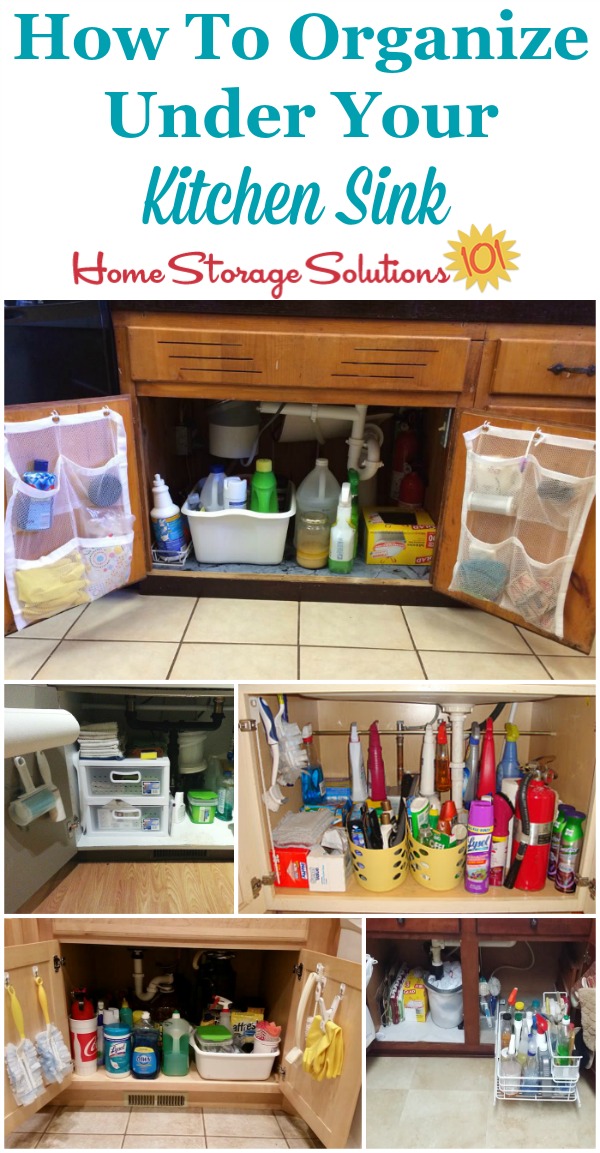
xmin=30 ymin=862 xmax=234 ymax=914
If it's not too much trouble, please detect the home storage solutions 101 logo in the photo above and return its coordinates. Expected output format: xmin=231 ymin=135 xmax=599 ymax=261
xmin=445 ymin=224 xmax=520 ymax=291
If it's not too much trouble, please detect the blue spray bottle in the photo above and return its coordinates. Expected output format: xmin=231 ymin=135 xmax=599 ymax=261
xmin=496 ymin=723 xmax=520 ymax=793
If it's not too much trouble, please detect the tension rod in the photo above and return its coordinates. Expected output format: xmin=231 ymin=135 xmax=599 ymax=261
xmin=310 ymin=728 xmax=556 ymax=737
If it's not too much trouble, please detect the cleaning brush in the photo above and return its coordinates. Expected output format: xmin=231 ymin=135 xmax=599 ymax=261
xmin=34 ymin=976 xmax=73 ymax=1084
xmin=5 ymin=985 xmax=45 ymax=1106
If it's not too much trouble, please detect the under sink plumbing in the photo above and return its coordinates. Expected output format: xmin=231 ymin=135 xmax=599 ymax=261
xmin=131 ymin=949 xmax=175 ymax=1002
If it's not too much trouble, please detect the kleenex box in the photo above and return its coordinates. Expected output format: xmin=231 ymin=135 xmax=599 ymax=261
xmin=307 ymin=846 xmax=352 ymax=892
xmin=363 ymin=507 xmax=436 ymax=565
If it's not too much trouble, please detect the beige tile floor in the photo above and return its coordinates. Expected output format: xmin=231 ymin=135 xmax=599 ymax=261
xmin=5 ymin=591 xmax=595 ymax=682
xmin=7 ymin=1105 xmax=320 ymax=1149
xmin=366 ymin=1055 xmax=596 ymax=1148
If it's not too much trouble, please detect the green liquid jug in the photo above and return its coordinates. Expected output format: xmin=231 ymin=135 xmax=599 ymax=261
xmin=250 ymin=459 xmax=278 ymax=513
xmin=162 ymin=1011 xmax=192 ymax=1076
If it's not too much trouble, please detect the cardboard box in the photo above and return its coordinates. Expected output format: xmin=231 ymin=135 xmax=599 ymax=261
xmin=402 ymin=969 xmax=429 ymax=1023
xmin=270 ymin=846 xmax=310 ymax=888
xmin=362 ymin=507 xmax=436 ymax=565
xmin=307 ymin=845 xmax=353 ymax=892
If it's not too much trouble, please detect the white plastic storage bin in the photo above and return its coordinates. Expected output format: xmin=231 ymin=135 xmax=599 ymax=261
xmin=88 ymin=801 xmax=168 ymax=834
xmin=78 ymin=757 xmax=170 ymax=800
xmin=182 ymin=485 xmax=296 ymax=564
xmin=190 ymin=1035 xmax=279 ymax=1081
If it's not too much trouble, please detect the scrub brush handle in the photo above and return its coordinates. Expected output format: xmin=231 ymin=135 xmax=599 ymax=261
xmin=35 ymin=977 xmax=51 ymax=1027
xmin=6 ymin=985 xmax=26 ymax=1041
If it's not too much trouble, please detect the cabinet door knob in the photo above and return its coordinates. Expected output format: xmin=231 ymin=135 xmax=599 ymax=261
xmin=530 ymin=918 xmax=538 ymax=929
xmin=396 ymin=918 xmax=405 ymax=926
xmin=547 ymin=362 xmax=595 ymax=377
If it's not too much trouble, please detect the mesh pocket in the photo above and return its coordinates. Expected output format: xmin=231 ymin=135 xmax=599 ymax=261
xmin=452 ymin=423 xmax=595 ymax=638
xmin=80 ymin=534 xmax=134 ymax=600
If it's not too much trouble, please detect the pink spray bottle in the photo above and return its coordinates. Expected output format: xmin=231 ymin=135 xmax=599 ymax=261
xmin=367 ymin=721 xmax=387 ymax=802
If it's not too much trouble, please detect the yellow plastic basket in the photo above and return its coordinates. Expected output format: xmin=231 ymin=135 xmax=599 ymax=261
xmin=349 ymin=833 xmax=408 ymax=892
xmin=408 ymin=830 xmax=467 ymax=891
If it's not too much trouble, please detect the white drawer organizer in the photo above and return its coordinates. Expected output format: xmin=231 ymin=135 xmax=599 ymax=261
xmin=77 ymin=757 xmax=170 ymax=846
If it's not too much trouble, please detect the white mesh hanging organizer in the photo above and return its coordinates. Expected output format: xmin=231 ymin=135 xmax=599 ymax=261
xmin=449 ymin=422 xmax=596 ymax=638
xmin=5 ymin=407 xmax=136 ymax=630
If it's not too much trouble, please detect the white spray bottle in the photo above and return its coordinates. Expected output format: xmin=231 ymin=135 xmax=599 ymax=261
xmin=420 ymin=724 xmax=435 ymax=797
xmin=349 ymin=723 xmax=368 ymax=803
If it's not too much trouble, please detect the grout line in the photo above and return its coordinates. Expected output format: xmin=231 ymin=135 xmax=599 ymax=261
xmin=399 ymin=608 xmax=426 ymax=677
xmin=23 ymin=636 xmax=64 ymax=681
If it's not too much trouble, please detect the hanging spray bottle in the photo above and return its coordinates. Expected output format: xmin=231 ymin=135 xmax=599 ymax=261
xmin=349 ymin=723 xmax=368 ymax=804
xmin=367 ymin=721 xmax=387 ymax=802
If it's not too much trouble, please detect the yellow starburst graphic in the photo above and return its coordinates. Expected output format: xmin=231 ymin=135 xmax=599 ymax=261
xmin=445 ymin=224 xmax=520 ymax=292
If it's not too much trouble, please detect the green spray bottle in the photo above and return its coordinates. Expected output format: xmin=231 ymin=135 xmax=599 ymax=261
xmin=348 ymin=468 xmax=360 ymax=558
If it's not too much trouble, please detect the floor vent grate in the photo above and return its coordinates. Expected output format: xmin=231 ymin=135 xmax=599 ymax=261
xmin=126 ymin=1093 xmax=188 ymax=1108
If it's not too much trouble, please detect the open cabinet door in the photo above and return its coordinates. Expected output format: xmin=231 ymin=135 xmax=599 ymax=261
xmin=280 ymin=949 xmax=362 ymax=1150
xmin=237 ymin=710 xmax=276 ymax=913
xmin=432 ymin=410 xmax=595 ymax=652
xmin=4 ymin=936 xmax=72 ymax=1138
xmin=4 ymin=395 xmax=149 ymax=633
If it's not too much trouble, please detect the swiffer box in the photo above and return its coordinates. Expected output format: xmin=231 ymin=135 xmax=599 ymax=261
xmin=270 ymin=846 xmax=310 ymax=888
xmin=307 ymin=845 xmax=353 ymax=892
xmin=363 ymin=507 xmax=436 ymax=565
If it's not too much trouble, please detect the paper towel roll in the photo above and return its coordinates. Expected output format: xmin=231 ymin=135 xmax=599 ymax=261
xmin=4 ymin=708 xmax=80 ymax=758
xmin=467 ymin=492 xmax=516 ymax=515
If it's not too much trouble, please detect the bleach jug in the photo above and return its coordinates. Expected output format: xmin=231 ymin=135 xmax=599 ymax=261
xmin=162 ymin=1012 xmax=192 ymax=1076
xmin=199 ymin=464 xmax=226 ymax=511
xmin=295 ymin=458 xmax=340 ymax=543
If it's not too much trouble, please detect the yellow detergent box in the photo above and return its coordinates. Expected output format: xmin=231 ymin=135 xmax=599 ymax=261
xmin=362 ymin=507 xmax=436 ymax=566
xmin=231 ymin=1010 xmax=264 ymax=1036
xmin=402 ymin=969 xmax=429 ymax=1022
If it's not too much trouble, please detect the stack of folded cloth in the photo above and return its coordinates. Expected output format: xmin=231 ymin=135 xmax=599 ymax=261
xmin=272 ymin=809 xmax=335 ymax=847
xmin=78 ymin=721 xmax=123 ymax=759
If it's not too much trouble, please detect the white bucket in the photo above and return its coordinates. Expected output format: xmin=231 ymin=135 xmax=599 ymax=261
xmin=178 ymin=731 xmax=208 ymax=770
xmin=425 ymin=977 xmax=463 ymax=1029
xmin=69 ymin=1016 xmax=98 ymax=1075
xmin=209 ymin=402 xmax=260 ymax=460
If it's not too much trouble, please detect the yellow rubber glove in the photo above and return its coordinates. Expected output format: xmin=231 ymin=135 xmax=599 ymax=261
xmin=302 ymin=1016 xmax=331 ymax=1081
xmin=323 ymin=1021 xmax=344 ymax=1079
xmin=16 ymin=551 xmax=89 ymax=619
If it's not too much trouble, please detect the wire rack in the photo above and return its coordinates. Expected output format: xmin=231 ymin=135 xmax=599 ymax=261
xmin=494 ymin=991 xmax=581 ymax=1107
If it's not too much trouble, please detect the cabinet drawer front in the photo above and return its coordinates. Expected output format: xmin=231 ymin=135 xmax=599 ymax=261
xmin=476 ymin=917 xmax=590 ymax=939
xmin=127 ymin=324 xmax=270 ymax=386
xmin=127 ymin=324 xmax=471 ymax=393
xmin=490 ymin=338 xmax=595 ymax=398
xmin=311 ymin=333 xmax=470 ymax=393
xmin=368 ymin=918 xmax=460 ymax=936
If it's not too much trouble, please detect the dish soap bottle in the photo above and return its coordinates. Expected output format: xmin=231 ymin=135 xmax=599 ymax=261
xmin=131 ymin=1012 xmax=160 ymax=1080
xmin=328 ymin=482 xmax=355 ymax=574
xmin=250 ymin=459 xmax=278 ymax=513
xmin=162 ymin=1012 xmax=192 ymax=1076
xmin=151 ymin=474 xmax=189 ymax=554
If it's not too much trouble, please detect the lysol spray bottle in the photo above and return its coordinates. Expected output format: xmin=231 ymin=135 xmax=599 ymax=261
xmin=547 ymin=804 xmax=575 ymax=880
xmin=465 ymin=799 xmax=494 ymax=893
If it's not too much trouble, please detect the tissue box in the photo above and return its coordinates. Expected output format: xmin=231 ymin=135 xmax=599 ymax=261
xmin=403 ymin=969 xmax=429 ymax=1022
xmin=270 ymin=847 xmax=310 ymax=888
xmin=362 ymin=507 xmax=436 ymax=565
xmin=307 ymin=845 xmax=353 ymax=892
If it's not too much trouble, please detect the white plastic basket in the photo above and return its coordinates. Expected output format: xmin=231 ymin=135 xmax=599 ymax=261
xmin=190 ymin=1034 xmax=279 ymax=1081
xmin=182 ymin=485 xmax=296 ymax=565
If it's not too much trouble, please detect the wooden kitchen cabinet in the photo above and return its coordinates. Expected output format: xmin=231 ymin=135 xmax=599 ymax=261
xmin=5 ymin=310 xmax=595 ymax=653
xmin=238 ymin=684 xmax=596 ymax=915
xmin=5 ymin=918 xmax=361 ymax=1149
xmin=366 ymin=916 xmax=595 ymax=1056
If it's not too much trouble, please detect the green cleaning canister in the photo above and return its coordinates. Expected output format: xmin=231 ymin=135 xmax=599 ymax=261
xmin=554 ymin=810 xmax=586 ymax=893
xmin=187 ymin=791 xmax=217 ymax=824
xmin=104 ymin=1024 xmax=131 ymax=1077
xmin=249 ymin=459 xmax=278 ymax=513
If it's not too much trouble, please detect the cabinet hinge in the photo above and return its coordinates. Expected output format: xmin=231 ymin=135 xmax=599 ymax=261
xmin=53 ymin=955 xmax=66 ymax=973
xmin=250 ymin=872 xmax=276 ymax=898
xmin=238 ymin=719 xmax=257 ymax=732
xmin=293 ymin=963 xmax=304 ymax=981
xmin=279 ymin=1065 xmax=286 ymax=1081
xmin=576 ymin=875 xmax=596 ymax=900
